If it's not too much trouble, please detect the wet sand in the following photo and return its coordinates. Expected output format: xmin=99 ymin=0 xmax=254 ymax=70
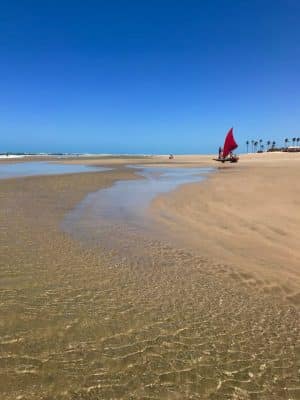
xmin=151 ymin=153 xmax=300 ymax=306
xmin=0 ymin=155 xmax=299 ymax=399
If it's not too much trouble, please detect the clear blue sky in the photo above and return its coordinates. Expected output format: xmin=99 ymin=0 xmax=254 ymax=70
xmin=1 ymin=0 xmax=299 ymax=154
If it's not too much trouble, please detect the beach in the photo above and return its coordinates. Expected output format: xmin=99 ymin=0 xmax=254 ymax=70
xmin=0 ymin=153 xmax=299 ymax=399
xmin=151 ymin=153 xmax=300 ymax=305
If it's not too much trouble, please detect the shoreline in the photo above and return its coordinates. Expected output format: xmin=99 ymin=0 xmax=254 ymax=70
xmin=0 ymin=153 xmax=299 ymax=399
xmin=2 ymin=152 xmax=300 ymax=303
xmin=2 ymin=152 xmax=300 ymax=305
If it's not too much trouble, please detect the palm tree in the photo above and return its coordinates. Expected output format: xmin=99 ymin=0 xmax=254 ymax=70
xmin=261 ymin=144 xmax=264 ymax=152
xmin=267 ymin=140 xmax=271 ymax=150
xmin=284 ymin=138 xmax=289 ymax=148
xmin=251 ymin=140 xmax=254 ymax=153
xmin=259 ymin=139 xmax=264 ymax=151
xmin=272 ymin=141 xmax=276 ymax=149
xmin=246 ymin=140 xmax=249 ymax=153
xmin=292 ymin=137 xmax=296 ymax=147
xmin=297 ymin=137 xmax=300 ymax=147
xmin=254 ymin=141 xmax=258 ymax=152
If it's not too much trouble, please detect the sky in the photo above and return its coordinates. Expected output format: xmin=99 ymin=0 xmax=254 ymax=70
xmin=0 ymin=0 xmax=299 ymax=154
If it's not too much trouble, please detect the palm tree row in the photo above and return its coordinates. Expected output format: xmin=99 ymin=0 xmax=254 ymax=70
xmin=246 ymin=137 xmax=300 ymax=153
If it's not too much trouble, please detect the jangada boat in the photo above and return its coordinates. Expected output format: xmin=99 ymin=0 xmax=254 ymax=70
xmin=214 ymin=128 xmax=239 ymax=163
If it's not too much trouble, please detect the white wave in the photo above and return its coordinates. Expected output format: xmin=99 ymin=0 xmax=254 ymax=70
xmin=0 ymin=155 xmax=26 ymax=159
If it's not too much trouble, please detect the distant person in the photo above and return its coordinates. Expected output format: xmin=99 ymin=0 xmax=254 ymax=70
xmin=218 ymin=147 xmax=222 ymax=159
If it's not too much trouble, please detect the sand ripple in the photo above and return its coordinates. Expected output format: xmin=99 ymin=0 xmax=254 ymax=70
xmin=0 ymin=171 xmax=299 ymax=399
xmin=1 ymin=237 xmax=299 ymax=399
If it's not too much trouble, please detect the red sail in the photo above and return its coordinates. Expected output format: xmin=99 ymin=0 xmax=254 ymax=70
xmin=222 ymin=128 xmax=238 ymax=158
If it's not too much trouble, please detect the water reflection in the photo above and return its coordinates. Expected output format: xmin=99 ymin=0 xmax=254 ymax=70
xmin=62 ymin=166 xmax=214 ymax=250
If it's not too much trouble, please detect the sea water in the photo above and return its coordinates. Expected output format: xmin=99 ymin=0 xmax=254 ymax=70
xmin=0 ymin=161 xmax=111 ymax=179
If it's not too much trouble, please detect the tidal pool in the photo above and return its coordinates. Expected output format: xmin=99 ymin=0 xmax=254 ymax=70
xmin=0 ymin=161 xmax=111 ymax=179
xmin=62 ymin=166 xmax=214 ymax=252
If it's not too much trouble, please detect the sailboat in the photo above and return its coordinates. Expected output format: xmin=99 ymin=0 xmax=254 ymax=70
xmin=214 ymin=128 xmax=239 ymax=163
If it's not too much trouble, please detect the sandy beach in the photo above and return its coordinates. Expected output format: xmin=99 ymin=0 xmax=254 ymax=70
xmin=151 ymin=152 xmax=300 ymax=306
xmin=0 ymin=153 xmax=299 ymax=399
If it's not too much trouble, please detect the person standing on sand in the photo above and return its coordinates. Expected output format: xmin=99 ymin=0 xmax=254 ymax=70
xmin=218 ymin=146 xmax=222 ymax=159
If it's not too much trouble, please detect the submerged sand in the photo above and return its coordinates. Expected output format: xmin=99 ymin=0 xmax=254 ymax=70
xmin=0 ymin=154 xmax=299 ymax=399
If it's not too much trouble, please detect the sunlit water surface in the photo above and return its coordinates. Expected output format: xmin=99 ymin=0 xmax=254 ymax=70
xmin=62 ymin=166 xmax=214 ymax=254
xmin=0 ymin=161 xmax=111 ymax=179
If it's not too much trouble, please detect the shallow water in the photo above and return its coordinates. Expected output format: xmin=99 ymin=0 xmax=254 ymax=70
xmin=2 ymin=165 xmax=299 ymax=400
xmin=0 ymin=161 xmax=111 ymax=179
xmin=62 ymin=166 xmax=214 ymax=252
